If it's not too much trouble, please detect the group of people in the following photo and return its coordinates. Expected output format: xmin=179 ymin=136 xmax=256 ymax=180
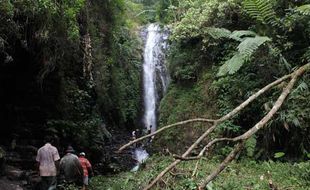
xmin=35 ymin=136 xmax=93 ymax=190
xmin=131 ymin=125 xmax=155 ymax=147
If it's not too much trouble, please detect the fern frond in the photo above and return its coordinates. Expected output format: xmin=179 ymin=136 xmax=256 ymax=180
xmin=229 ymin=30 xmax=257 ymax=41
xmin=302 ymin=47 xmax=310 ymax=62
xmin=202 ymin=27 xmax=232 ymax=40
xmin=217 ymin=53 xmax=246 ymax=76
xmin=243 ymin=0 xmax=278 ymax=26
xmin=217 ymin=35 xmax=271 ymax=76
xmin=237 ymin=36 xmax=271 ymax=57
xmin=296 ymin=4 xmax=310 ymax=16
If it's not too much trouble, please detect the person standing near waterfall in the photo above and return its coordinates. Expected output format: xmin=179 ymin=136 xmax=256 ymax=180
xmin=148 ymin=125 xmax=154 ymax=143
xmin=147 ymin=125 xmax=152 ymax=135
xmin=36 ymin=136 xmax=60 ymax=190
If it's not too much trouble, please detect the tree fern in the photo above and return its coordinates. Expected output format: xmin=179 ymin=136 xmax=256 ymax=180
xmin=217 ymin=36 xmax=271 ymax=76
xmin=218 ymin=53 xmax=246 ymax=76
xmin=302 ymin=47 xmax=310 ymax=63
xmin=237 ymin=36 xmax=271 ymax=57
xmin=296 ymin=4 xmax=310 ymax=16
xmin=202 ymin=27 xmax=232 ymax=40
xmin=243 ymin=0 xmax=278 ymax=26
xmin=229 ymin=30 xmax=256 ymax=41
xmin=198 ymin=27 xmax=271 ymax=76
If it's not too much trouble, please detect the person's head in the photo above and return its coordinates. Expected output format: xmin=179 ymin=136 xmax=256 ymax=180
xmin=44 ymin=136 xmax=54 ymax=144
xmin=79 ymin=152 xmax=86 ymax=157
xmin=66 ymin=146 xmax=75 ymax=154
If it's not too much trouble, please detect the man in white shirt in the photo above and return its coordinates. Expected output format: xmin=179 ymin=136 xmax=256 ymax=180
xmin=36 ymin=136 xmax=60 ymax=190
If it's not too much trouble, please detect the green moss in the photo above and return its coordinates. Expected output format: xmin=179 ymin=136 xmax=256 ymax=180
xmin=154 ymin=69 xmax=217 ymax=154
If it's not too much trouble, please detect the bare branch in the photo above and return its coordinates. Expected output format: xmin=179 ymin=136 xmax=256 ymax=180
xmin=128 ymin=63 xmax=309 ymax=190
xmin=198 ymin=142 xmax=245 ymax=189
xmin=143 ymin=160 xmax=182 ymax=190
xmin=119 ymin=70 xmax=293 ymax=153
xmin=192 ymin=159 xmax=201 ymax=177
xmin=173 ymin=138 xmax=235 ymax=161
xmin=118 ymin=118 xmax=215 ymax=152
xmin=135 ymin=10 xmax=156 ymax=17
xmin=234 ymin=63 xmax=310 ymax=141
xmin=141 ymin=69 xmax=296 ymax=189
xmin=198 ymin=63 xmax=310 ymax=188
xmin=218 ymin=73 xmax=292 ymax=122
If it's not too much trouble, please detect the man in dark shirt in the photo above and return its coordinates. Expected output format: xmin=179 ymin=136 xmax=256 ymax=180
xmin=60 ymin=146 xmax=83 ymax=185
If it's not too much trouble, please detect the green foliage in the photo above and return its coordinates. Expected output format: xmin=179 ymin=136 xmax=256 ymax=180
xmin=95 ymin=25 xmax=142 ymax=127
xmin=274 ymin=152 xmax=285 ymax=158
xmin=302 ymin=47 xmax=310 ymax=63
xmin=161 ymin=0 xmax=310 ymax=160
xmin=167 ymin=42 xmax=204 ymax=81
xmin=89 ymin=0 xmax=143 ymax=128
xmin=62 ymin=0 xmax=85 ymax=40
xmin=243 ymin=0 xmax=278 ymax=26
xmin=229 ymin=30 xmax=257 ymax=41
xmin=218 ymin=35 xmax=271 ymax=76
xmin=237 ymin=36 xmax=271 ymax=56
xmin=296 ymin=4 xmax=310 ymax=16
xmin=202 ymin=27 xmax=232 ymax=40
xmin=218 ymin=53 xmax=247 ymax=76
xmin=89 ymin=155 xmax=310 ymax=190
xmin=245 ymin=136 xmax=257 ymax=157
xmin=171 ymin=0 xmax=241 ymax=41
xmin=156 ymin=72 xmax=216 ymax=153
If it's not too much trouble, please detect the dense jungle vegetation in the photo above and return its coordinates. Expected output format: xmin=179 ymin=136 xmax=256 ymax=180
xmin=0 ymin=0 xmax=145 ymax=167
xmin=0 ymin=0 xmax=309 ymax=189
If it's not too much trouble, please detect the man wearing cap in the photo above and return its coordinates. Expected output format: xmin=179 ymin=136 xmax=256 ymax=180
xmin=78 ymin=152 xmax=94 ymax=190
xmin=36 ymin=136 xmax=60 ymax=190
xmin=60 ymin=146 xmax=83 ymax=185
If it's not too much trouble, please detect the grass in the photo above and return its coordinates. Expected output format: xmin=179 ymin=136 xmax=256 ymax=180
xmin=89 ymin=155 xmax=310 ymax=190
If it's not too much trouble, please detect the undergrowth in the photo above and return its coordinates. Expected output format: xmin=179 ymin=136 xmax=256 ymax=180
xmin=88 ymin=155 xmax=310 ymax=190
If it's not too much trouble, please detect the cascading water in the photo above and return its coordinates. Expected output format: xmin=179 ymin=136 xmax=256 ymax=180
xmin=142 ymin=24 xmax=169 ymax=133
xmin=132 ymin=24 xmax=169 ymax=171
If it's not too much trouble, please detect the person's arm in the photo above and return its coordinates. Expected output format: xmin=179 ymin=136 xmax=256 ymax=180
xmin=35 ymin=150 xmax=40 ymax=174
xmin=88 ymin=167 xmax=94 ymax=177
xmin=55 ymin=160 xmax=60 ymax=175
xmin=53 ymin=148 xmax=61 ymax=175
xmin=74 ymin=157 xmax=84 ymax=176
xmin=86 ymin=160 xmax=94 ymax=176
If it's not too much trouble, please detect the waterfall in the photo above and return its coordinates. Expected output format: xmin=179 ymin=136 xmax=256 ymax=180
xmin=131 ymin=24 xmax=169 ymax=171
xmin=142 ymin=24 xmax=169 ymax=133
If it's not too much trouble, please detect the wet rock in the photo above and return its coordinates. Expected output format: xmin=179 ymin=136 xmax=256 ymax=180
xmin=5 ymin=166 xmax=25 ymax=181
xmin=0 ymin=177 xmax=24 ymax=190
